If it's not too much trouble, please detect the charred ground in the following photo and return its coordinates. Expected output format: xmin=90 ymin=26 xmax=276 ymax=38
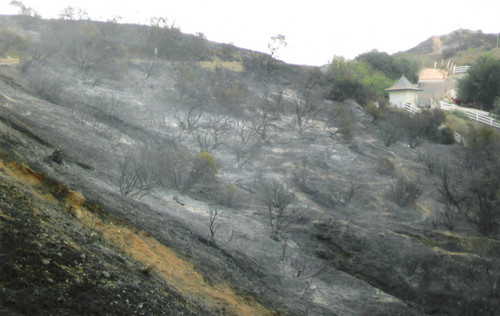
xmin=0 ymin=14 xmax=499 ymax=316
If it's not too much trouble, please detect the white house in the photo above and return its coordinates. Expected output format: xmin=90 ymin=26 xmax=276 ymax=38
xmin=385 ymin=75 xmax=422 ymax=108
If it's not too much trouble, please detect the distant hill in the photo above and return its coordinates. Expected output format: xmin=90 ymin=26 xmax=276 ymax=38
xmin=396 ymin=29 xmax=500 ymax=67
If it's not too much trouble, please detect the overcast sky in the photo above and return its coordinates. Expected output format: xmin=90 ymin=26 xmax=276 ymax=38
xmin=1 ymin=0 xmax=499 ymax=65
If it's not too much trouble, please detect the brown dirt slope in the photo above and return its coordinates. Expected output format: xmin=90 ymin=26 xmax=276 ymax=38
xmin=0 ymin=157 xmax=215 ymax=315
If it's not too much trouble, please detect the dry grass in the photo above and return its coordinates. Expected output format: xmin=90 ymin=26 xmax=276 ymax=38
xmin=420 ymin=230 xmax=500 ymax=258
xmin=415 ymin=202 xmax=432 ymax=217
xmin=438 ymin=231 xmax=500 ymax=257
xmin=104 ymin=227 xmax=271 ymax=315
xmin=65 ymin=190 xmax=87 ymax=220
xmin=451 ymin=47 xmax=500 ymax=65
xmin=0 ymin=161 xmax=45 ymax=185
xmin=199 ymin=60 xmax=244 ymax=72
xmin=0 ymin=58 xmax=20 ymax=66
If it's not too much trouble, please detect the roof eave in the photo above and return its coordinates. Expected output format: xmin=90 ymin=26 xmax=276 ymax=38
xmin=385 ymin=88 xmax=423 ymax=92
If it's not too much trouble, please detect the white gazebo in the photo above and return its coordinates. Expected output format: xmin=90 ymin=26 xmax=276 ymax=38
xmin=385 ymin=75 xmax=422 ymax=108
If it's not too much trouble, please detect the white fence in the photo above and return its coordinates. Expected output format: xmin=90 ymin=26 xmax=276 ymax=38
xmin=401 ymin=102 xmax=462 ymax=144
xmin=453 ymin=65 xmax=470 ymax=74
xmin=440 ymin=101 xmax=500 ymax=129
xmin=403 ymin=102 xmax=420 ymax=114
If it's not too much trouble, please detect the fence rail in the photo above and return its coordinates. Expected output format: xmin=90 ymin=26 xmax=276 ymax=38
xmin=453 ymin=65 xmax=470 ymax=74
xmin=403 ymin=102 xmax=420 ymax=114
xmin=440 ymin=101 xmax=500 ymax=129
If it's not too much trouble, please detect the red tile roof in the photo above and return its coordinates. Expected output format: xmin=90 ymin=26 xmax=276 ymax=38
xmin=418 ymin=68 xmax=447 ymax=81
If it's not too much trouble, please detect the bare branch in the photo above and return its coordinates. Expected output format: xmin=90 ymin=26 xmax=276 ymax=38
xmin=208 ymin=204 xmax=221 ymax=238
xmin=263 ymin=181 xmax=296 ymax=240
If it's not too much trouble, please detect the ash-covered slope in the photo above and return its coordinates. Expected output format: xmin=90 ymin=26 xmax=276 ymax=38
xmin=0 ymin=52 xmax=420 ymax=316
xmin=0 ymin=15 xmax=499 ymax=316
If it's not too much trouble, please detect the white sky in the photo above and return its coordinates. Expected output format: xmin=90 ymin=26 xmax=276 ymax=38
xmin=1 ymin=0 xmax=499 ymax=65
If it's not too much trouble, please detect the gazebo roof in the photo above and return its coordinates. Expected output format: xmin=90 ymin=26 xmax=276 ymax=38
xmin=385 ymin=75 xmax=422 ymax=91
